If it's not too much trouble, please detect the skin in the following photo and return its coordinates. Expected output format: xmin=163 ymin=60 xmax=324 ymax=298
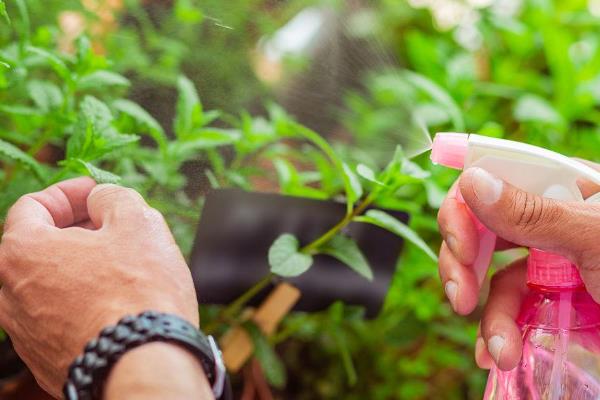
xmin=437 ymin=163 xmax=600 ymax=371
xmin=0 ymin=177 xmax=213 ymax=399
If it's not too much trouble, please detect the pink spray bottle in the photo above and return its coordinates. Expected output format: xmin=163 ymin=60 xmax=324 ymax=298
xmin=431 ymin=132 xmax=600 ymax=399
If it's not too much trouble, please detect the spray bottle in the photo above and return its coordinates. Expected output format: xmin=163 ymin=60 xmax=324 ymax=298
xmin=430 ymin=132 xmax=600 ymax=399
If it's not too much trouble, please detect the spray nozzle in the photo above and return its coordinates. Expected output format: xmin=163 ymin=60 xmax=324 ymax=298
xmin=430 ymin=132 xmax=469 ymax=170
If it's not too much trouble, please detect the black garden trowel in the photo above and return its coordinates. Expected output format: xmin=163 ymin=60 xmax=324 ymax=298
xmin=189 ymin=189 xmax=408 ymax=318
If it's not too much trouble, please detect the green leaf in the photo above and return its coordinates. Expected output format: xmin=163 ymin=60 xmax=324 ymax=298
xmin=401 ymin=159 xmax=430 ymax=180
xmin=75 ymin=36 xmax=93 ymax=68
xmin=69 ymin=159 xmax=121 ymax=184
xmin=27 ymin=80 xmax=63 ymax=111
xmin=67 ymin=96 xmax=139 ymax=160
xmin=245 ymin=323 xmax=286 ymax=389
xmin=0 ymin=0 xmax=10 ymax=24
xmin=321 ymin=234 xmax=373 ymax=281
xmin=175 ymin=0 xmax=204 ymax=24
xmin=268 ymin=234 xmax=313 ymax=277
xmin=0 ymin=138 xmax=44 ymax=179
xmin=513 ymin=94 xmax=563 ymax=125
xmin=112 ymin=99 xmax=167 ymax=149
xmin=174 ymin=75 xmax=202 ymax=138
xmin=356 ymin=163 xmax=384 ymax=186
xmin=78 ymin=70 xmax=130 ymax=90
xmin=0 ymin=105 xmax=41 ymax=116
xmin=425 ymin=180 xmax=446 ymax=209
xmin=291 ymin=123 xmax=355 ymax=214
xmin=169 ymin=129 xmax=241 ymax=159
xmin=273 ymin=158 xmax=298 ymax=189
xmin=205 ymin=169 xmax=221 ymax=189
xmin=401 ymin=70 xmax=464 ymax=131
xmin=26 ymin=46 xmax=70 ymax=80
xmin=342 ymin=163 xmax=363 ymax=204
xmin=187 ymin=128 xmax=240 ymax=147
xmin=354 ymin=210 xmax=438 ymax=261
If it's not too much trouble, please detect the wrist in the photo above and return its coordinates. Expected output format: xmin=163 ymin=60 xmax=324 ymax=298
xmin=104 ymin=342 xmax=214 ymax=400
xmin=64 ymin=311 xmax=229 ymax=400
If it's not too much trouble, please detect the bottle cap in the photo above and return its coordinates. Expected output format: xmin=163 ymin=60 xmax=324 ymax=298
xmin=527 ymin=248 xmax=583 ymax=288
xmin=430 ymin=132 xmax=469 ymax=170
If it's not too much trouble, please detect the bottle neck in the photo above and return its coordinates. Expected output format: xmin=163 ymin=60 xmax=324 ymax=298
xmin=527 ymin=248 xmax=583 ymax=289
xmin=527 ymin=281 xmax=585 ymax=293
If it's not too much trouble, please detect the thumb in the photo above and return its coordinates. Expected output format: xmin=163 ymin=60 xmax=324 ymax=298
xmin=87 ymin=184 xmax=151 ymax=229
xmin=459 ymin=167 xmax=600 ymax=267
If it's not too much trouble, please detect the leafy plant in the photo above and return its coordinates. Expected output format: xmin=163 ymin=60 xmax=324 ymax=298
xmin=5 ymin=0 xmax=599 ymax=398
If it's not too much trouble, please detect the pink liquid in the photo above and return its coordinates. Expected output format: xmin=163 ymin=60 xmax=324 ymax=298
xmin=484 ymin=285 xmax=600 ymax=399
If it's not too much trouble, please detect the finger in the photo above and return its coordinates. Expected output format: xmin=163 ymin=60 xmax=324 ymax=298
xmin=480 ymin=258 xmax=528 ymax=371
xmin=475 ymin=335 xmax=494 ymax=370
xmin=70 ymin=219 xmax=97 ymax=230
xmin=4 ymin=177 xmax=96 ymax=232
xmin=438 ymin=181 xmax=479 ymax=265
xmin=438 ymin=242 xmax=479 ymax=315
xmin=438 ymin=181 xmax=518 ymax=264
xmin=475 ymin=324 xmax=494 ymax=369
xmin=0 ymin=291 xmax=14 ymax=334
xmin=87 ymin=184 xmax=150 ymax=228
xmin=459 ymin=167 xmax=600 ymax=265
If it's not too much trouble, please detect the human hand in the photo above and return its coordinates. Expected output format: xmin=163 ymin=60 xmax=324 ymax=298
xmin=437 ymin=164 xmax=600 ymax=371
xmin=0 ymin=178 xmax=199 ymax=397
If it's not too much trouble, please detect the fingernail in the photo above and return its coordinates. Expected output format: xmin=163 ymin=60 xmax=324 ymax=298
xmin=475 ymin=337 xmax=485 ymax=356
xmin=444 ymin=280 xmax=458 ymax=310
xmin=446 ymin=234 xmax=459 ymax=255
xmin=471 ymin=168 xmax=503 ymax=205
xmin=488 ymin=335 xmax=505 ymax=364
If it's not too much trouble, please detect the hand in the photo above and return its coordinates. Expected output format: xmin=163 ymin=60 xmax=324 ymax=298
xmin=437 ymin=164 xmax=600 ymax=371
xmin=0 ymin=178 xmax=199 ymax=397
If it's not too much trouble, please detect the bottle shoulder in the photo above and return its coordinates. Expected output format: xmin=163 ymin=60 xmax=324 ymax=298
xmin=518 ymin=288 xmax=600 ymax=330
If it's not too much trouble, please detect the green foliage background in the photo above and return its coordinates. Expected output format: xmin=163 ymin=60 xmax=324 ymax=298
xmin=1 ymin=0 xmax=600 ymax=398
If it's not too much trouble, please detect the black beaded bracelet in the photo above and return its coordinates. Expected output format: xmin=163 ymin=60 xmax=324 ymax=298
xmin=63 ymin=311 xmax=231 ymax=400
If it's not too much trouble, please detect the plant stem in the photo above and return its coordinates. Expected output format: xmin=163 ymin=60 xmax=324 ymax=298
xmin=222 ymin=273 xmax=274 ymax=320
xmin=300 ymin=193 xmax=376 ymax=254
xmin=204 ymin=273 xmax=275 ymax=335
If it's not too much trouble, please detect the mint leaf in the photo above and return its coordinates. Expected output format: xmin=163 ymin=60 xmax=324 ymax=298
xmin=268 ymin=234 xmax=313 ymax=277
xmin=355 ymin=210 xmax=438 ymax=261
xmin=356 ymin=163 xmax=385 ymax=186
xmin=26 ymin=46 xmax=70 ymax=80
xmin=402 ymin=70 xmax=464 ymax=131
xmin=514 ymin=94 xmax=563 ymax=125
xmin=113 ymin=99 xmax=167 ymax=149
xmin=78 ymin=70 xmax=130 ymax=90
xmin=273 ymin=158 xmax=297 ymax=189
xmin=27 ymin=80 xmax=63 ymax=111
xmin=321 ymin=234 xmax=373 ymax=281
xmin=70 ymin=159 xmax=121 ymax=184
xmin=68 ymin=96 xmax=139 ymax=161
xmin=342 ymin=163 xmax=363 ymax=204
xmin=174 ymin=75 xmax=202 ymax=138
xmin=0 ymin=138 xmax=44 ymax=180
xmin=245 ymin=322 xmax=286 ymax=389
xmin=0 ymin=1 xmax=10 ymax=24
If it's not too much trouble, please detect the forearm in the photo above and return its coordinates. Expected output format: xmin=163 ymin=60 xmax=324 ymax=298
xmin=104 ymin=342 xmax=215 ymax=400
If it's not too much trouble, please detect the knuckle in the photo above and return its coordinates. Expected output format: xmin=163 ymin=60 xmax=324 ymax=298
xmin=1 ymin=231 xmax=32 ymax=264
xmin=145 ymin=207 xmax=165 ymax=222
xmin=479 ymin=312 xmax=496 ymax=338
xmin=510 ymin=191 xmax=555 ymax=231
xmin=93 ymin=185 xmax=143 ymax=204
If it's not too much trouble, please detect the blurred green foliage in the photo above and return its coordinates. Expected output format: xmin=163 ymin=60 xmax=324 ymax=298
xmin=1 ymin=0 xmax=600 ymax=398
